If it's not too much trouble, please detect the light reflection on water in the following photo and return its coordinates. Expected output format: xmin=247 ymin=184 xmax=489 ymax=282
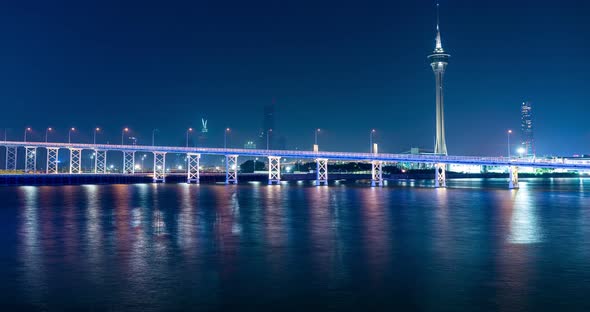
xmin=4 ymin=179 xmax=590 ymax=310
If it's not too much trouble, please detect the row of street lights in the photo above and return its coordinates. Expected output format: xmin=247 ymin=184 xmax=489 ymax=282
xmin=20 ymin=126 xmax=380 ymax=151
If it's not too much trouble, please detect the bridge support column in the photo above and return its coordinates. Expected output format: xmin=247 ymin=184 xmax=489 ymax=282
xmin=509 ymin=166 xmax=519 ymax=189
xmin=46 ymin=147 xmax=59 ymax=174
xmin=69 ymin=148 xmax=82 ymax=174
xmin=187 ymin=153 xmax=200 ymax=184
xmin=123 ymin=151 xmax=135 ymax=174
xmin=434 ymin=163 xmax=446 ymax=188
xmin=25 ymin=147 xmax=37 ymax=173
xmin=153 ymin=152 xmax=166 ymax=183
xmin=94 ymin=150 xmax=107 ymax=173
xmin=5 ymin=146 xmax=17 ymax=171
xmin=268 ymin=156 xmax=281 ymax=185
xmin=225 ymin=155 xmax=238 ymax=184
xmin=371 ymin=160 xmax=383 ymax=187
xmin=315 ymin=158 xmax=328 ymax=186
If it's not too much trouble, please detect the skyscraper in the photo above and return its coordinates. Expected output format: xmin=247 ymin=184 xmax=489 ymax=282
xmin=520 ymin=101 xmax=534 ymax=156
xmin=198 ymin=118 xmax=208 ymax=146
xmin=259 ymin=98 xmax=276 ymax=149
xmin=428 ymin=2 xmax=450 ymax=155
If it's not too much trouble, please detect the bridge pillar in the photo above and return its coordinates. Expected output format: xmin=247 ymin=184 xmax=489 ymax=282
xmin=5 ymin=146 xmax=17 ymax=171
xmin=371 ymin=160 xmax=383 ymax=187
xmin=46 ymin=147 xmax=59 ymax=174
xmin=25 ymin=147 xmax=37 ymax=173
xmin=315 ymin=158 xmax=328 ymax=186
xmin=509 ymin=166 xmax=519 ymax=189
xmin=268 ymin=156 xmax=281 ymax=185
xmin=153 ymin=152 xmax=166 ymax=183
xmin=69 ymin=148 xmax=82 ymax=174
xmin=123 ymin=151 xmax=135 ymax=174
xmin=187 ymin=153 xmax=200 ymax=184
xmin=434 ymin=163 xmax=446 ymax=188
xmin=225 ymin=155 xmax=238 ymax=184
xmin=94 ymin=150 xmax=107 ymax=174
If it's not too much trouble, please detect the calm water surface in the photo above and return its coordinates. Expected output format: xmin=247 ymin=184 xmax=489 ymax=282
xmin=1 ymin=179 xmax=590 ymax=311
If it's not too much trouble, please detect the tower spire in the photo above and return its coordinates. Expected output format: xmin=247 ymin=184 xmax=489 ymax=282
xmin=434 ymin=1 xmax=444 ymax=53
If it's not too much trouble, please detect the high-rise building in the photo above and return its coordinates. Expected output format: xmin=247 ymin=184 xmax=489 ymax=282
xmin=520 ymin=101 xmax=534 ymax=156
xmin=198 ymin=118 xmax=208 ymax=146
xmin=259 ymin=98 xmax=276 ymax=149
xmin=428 ymin=2 xmax=450 ymax=155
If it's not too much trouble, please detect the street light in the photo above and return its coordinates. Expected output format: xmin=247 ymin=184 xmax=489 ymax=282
xmin=45 ymin=127 xmax=52 ymax=142
xmin=369 ymin=129 xmax=376 ymax=153
xmin=314 ymin=128 xmax=320 ymax=146
xmin=517 ymin=147 xmax=526 ymax=158
xmin=224 ymin=128 xmax=231 ymax=149
xmin=122 ymin=127 xmax=129 ymax=145
xmin=68 ymin=127 xmax=75 ymax=144
xmin=94 ymin=127 xmax=100 ymax=144
xmin=152 ymin=128 xmax=159 ymax=146
xmin=186 ymin=128 xmax=193 ymax=147
xmin=24 ymin=127 xmax=31 ymax=142
xmin=267 ymin=129 xmax=273 ymax=150
xmin=507 ymin=129 xmax=512 ymax=158
xmin=141 ymin=154 xmax=147 ymax=173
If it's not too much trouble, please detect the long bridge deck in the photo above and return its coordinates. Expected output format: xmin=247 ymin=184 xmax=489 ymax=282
xmin=2 ymin=140 xmax=589 ymax=189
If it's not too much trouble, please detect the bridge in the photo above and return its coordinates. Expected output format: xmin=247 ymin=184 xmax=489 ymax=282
xmin=2 ymin=140 xmax=590 ymax=189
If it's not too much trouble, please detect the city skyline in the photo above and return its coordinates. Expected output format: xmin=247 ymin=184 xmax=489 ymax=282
xmin=0 ymin=0 xmax=588 ymax=156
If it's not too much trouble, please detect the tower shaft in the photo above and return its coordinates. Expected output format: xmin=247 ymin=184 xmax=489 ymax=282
xmin=434 ymin=69 xmax=447 ymax=155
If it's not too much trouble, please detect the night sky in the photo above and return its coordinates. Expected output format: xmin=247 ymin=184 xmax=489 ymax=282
xmin=1 ymin=0 xmax=589 ymax=156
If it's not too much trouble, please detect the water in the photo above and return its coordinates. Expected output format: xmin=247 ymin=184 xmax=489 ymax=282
xmin=1 ymin=179 xmax=590 ymax=311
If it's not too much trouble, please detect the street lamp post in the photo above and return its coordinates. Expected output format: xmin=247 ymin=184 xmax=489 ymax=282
xmin=94 ymin=127 xmax=100 ymax=144
xmin=314 ymin=128 xmax=320 ymax=146
xmin=369 ymin=129 xmax=376 ymax=153
xmin=45 ymin=127 xmax=52 ymax=142
xmin=141 ymin=154 xmax=146 ymax=173
xmin=24 ymin=127 xmax=31 ymax=142
xmin=122 ymin=128 xmax=129 ymax=145
xmin=186 ymin=128 xmax=193 ymax=147
xmin=507 ymin=129 xmax=512 ymax=158
xmin=224 ymin=128 xmax=230 ymax=149
xmin=266 ymin=129 xmax=272 ymax=150
xmin=68 ymin=127 xmax=75 ymax=144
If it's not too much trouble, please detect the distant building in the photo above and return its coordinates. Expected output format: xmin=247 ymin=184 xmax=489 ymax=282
xmin=520 ymin=101 xmax=534 ymax=156
xmin=244 ymin=141 xmax=256 ymax=149
xmin=259 ymin=99 xmax=276 ymax=149
xmin=198 ymin=118 xmax=208 ymax=147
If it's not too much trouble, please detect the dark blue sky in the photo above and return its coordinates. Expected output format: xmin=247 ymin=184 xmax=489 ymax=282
xmin=1 ymin=0 xmax=589 ymax=156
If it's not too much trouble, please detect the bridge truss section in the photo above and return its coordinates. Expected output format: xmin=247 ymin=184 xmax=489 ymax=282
xmin=435 ymin=163 xmax=446 ymax=188
xmin=46 ymin=147 xmax=59 ymax=174
xmin=509 ymin=166 xmax=519 ymax=189
xmin=225 ymin=155 xmax=238 ymax=184
xmin=371 ymin=160 xmax=383 ymax=187
xmin=187 ymin=153 xmax=200 ymax=184
xmin=123 ymin=151 xmax=135 ymax=174
xmin=315 ymin=158 xmax=328 ymax=186
xmin=69 ymin=148 xmax=82 ymax=174
xmin=153 ymin=152 xmax=166 ymax=183
xmin=94 ymin=150 xmax=107 ymax=174
xmin=268 ymin=156 xmax=281 ymax=185
xmin=5 ymin=146 xmax=17 ymax=171
xmin=25 ymin=147 xmax=37 ymax=173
